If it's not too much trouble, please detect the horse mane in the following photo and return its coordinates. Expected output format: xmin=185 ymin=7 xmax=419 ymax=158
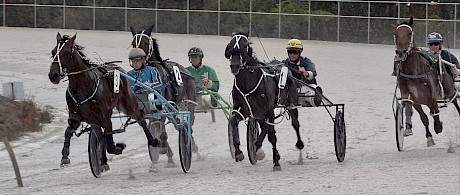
xmin=60 ymin=35 xmax=94 ymax=66
xmin=150 ymin=37 xmax=164 ymax=63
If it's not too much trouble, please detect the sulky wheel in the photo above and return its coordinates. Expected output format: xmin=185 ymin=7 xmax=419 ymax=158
xmin=178 ymin=125 xmax=192 ymax=173
xmin=148 ymin=119 xmax=163 ymax=164
xmin=334 ymin=111 xmax=346 ymax=162
xmin=247 ymin=118 xmax=259 ymax=165
xmin=395 ymin=103 xmax=405 ymax=151
xmin=88 ymin=129 xmax=104 ymax=178
xmin=228 ymin=120 xmax=236 ymax=159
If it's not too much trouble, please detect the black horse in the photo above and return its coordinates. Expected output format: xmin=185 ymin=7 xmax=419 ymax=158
xmin=129 ymin=25 xmax=200 ymax=163
xmin=225 ymin=33 xmax=304 ymax=171
xmin=48 ymin=33 xmax=159 ymax=170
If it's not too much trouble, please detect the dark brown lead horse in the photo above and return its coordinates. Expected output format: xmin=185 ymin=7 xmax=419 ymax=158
xmin=48 ymin=33 xmax=159 ymax=169
xmin=394 ymin=17 xmax=460 ymax=146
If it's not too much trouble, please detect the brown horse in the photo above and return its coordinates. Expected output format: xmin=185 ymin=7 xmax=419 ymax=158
xmin=394 ymin=17 xmax=460 ymax=146
xmin=48 ymin=33 xmax=159 ymax=169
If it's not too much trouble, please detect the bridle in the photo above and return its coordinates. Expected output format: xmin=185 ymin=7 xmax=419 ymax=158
xmin=229 ymin=34 xmax=251 ymax=74
xmin=132 ymin=30 xmax=154 ymax=59
xmin=51 ymin=39 xmax=75 ymax=79
xmin=394 ymin=24 xmax=414 ymax=62
xmin=51 ymin=39 xmax=93 ymax=79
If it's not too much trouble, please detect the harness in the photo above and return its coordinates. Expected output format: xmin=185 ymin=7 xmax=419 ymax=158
xmin=230 ymin=35 xmax=278 ymax=120
xmin=51 ymin=38 xmax=104 ymax=107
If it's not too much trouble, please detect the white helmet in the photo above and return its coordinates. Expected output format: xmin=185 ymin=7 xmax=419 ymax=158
xmin=426 ymin=32 xmax=443 ymax=44
xmin=128 ymin=48 xmax=146 ymax=59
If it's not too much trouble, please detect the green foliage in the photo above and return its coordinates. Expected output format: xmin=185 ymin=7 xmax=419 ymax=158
xmin=280 ymin=0 xmax=308 ymax=14
xmin=428 ymin=14 xmax=442 ymax=19
xmin=311 ymin=10 xmax=334 ymax=16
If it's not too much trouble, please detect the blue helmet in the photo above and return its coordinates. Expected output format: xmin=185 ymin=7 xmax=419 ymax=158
xmin=426 ymin=32 xmax=443 ymax=44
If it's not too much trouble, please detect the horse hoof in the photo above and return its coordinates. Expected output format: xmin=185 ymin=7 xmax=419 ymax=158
xmin=256 ymin=148 xmax=265 ymax=160
xmin=149 ymin=164 xmax=159 ymax=172
xmin=60 ymin=158 xmax=70 ymax=167
xmin=149 ymin=138 xmax=159 ymax=147
xmin=434 ymin=121 xmax=443 ymax=134
xmin=273 ymin=165 xmax=281 ymax=171
xmin=427 ymin=137 xmax=435 ymax=147
xmin=101 ymin=164 xmax=110 ymax=172
xmin=158 ymin=147 xmax=167 ymax=155
xmin=235 ymin=152 xmax=244 ymax=162
xmin=192 ymin=144 xmax=199 ymax=153
xmin=165 ymin=158 xmax=176 ymax=168
xmin=296 ymin=141 xmax=304 ymax=150
xmin=107 ymin=144 xmax=124 ymax=155
xmin=116 ymin=142 xmax=126 ymax=150
xmin=165 ymin=162 xmax=177 ymax=168
xmin=404 ymin=129 xmax=413 ymax=137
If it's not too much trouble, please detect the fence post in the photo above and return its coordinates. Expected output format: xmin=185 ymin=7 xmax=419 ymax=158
xmin=3 ymin=137 xmax=23 ymax=187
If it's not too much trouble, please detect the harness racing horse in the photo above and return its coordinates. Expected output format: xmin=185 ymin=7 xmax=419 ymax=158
xmin=48 ymin=33 xmax=159 ymax=169
xmin=225 ymin=33 xmax=303 ymax=170
xmin=129 ymin=25 xmax=199 ymax=163
xmin=394 ymin=17 xmax=460 ymax=146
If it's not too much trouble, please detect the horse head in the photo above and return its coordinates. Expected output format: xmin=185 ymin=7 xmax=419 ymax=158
xmin=225 ymin=32 xmax=257 ymax=75
xmin=48 ymin=33 xmax=78 ymax=84
xmin=394 ymin=17 xmax=415 ymax=61
xmin=130 ymin=25 xmax=162 ymax=63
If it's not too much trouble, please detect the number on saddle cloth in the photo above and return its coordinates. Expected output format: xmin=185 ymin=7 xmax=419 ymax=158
xmin=278 ymin=66 xmax=289 ymax=89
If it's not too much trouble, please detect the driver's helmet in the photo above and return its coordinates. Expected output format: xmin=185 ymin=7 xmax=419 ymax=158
xmin=286 ymin=39 xmax=303 ymax=51
xmin=188 ymin=47 xmax=204 ymax=58
xmin=128 ymin=48 xmax=146 ymax=60
xmin=426 ymin=32 xmax=443 ymax=44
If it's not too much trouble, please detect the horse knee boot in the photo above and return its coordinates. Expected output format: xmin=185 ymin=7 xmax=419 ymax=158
xmin=434 ymin=121 xmax=443 ymax=134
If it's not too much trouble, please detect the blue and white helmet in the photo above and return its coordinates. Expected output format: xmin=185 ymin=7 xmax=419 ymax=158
xmin=426 ymin=32 xmax=443 ymax=44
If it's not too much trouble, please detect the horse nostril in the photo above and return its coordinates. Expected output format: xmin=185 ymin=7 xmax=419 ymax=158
xmin=49 ymin=72 xmax=59 ymax=82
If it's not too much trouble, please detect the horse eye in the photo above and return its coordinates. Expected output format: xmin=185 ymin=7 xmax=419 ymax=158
xmin=62 ymin=50 xmax=71 ymax=56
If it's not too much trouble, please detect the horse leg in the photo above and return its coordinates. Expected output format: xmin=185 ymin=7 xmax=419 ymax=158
xmin=262 ymin=115 xmax=281 ymax=171
xmin=61 ymin=116 xmax=80 ymax=166
xmin=230 ymin=114 xmax=244 ymax=162
xmin=413 ymin=104 xmax=435 ymax=147
xmin=60 ymin=126 xmax=74 ymax=166
xmin=104 ymin=122 xmax=125 ymax=155
xmin=289 ymin=108 xmax=304 ymax=150
xmin=429 ymin=104 xmax=443 ymax=134
xmin=254 ymin=119 xmax=267 ymax=161
xmin=403 ymin=102 xmax=413 ymax=136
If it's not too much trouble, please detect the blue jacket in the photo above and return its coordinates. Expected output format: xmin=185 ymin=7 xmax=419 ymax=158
xmin=127 ymin=66 xmax=161 ymax=93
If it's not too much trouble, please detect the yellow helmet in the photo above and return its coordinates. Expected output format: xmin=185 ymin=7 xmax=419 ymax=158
xmin=286 ymin=39 xmax=303 ymax=50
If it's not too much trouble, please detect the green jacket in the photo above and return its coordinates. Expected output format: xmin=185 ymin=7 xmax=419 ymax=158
xmin=186 ymin=64 xmax=220 ymax=92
